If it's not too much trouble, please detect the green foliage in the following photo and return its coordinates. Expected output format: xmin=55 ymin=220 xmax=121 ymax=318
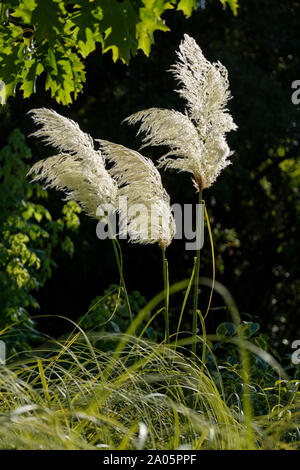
xmin=78 ymin=284 xmax=162 ymax=341
xmin=136 ymin=0 xmax=173 ymax=57
xmin=0 ymin=330 xmax=298 ymax=449
xmin=0 ymin=128 xmax=81 ymax=352
xmin=208 ymin=222 xmax=240 ymax=275
xmin=210 ymin=320 xmax=300 ymax=421
xmin=0 ymin=0 xmax=237 ymax=104
xmin=177 ymin=0 xmax=197 ymax=17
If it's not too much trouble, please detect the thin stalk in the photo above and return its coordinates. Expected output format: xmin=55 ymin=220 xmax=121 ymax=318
xmin=175 ymin=257 xmax=196 ymax=350
xmin=203 ymin=203 xmax=215 ymax=320
xmin=106 ymin=217 xmax=133 ymax=325
xmin=162 ymin=248 xmax=169 ymax=343
xmin=192 ymin=189 xmax=203 ymax=356
xmin=111 ymin=237 xmax=133 ymax=325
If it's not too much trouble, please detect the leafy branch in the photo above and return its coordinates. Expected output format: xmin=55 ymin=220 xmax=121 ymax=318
xmin=0 ymin=0 xmax=238 ymax=105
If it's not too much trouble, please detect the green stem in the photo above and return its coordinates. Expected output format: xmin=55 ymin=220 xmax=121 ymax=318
xmin=162 ymin=248 xmax=169 ymax=344
xmin=192 ymin=189 xmax=203 ymax=356
xmin=175 ymin=257 xmax=196 ymax=350
xmin=107 ymin=220 xmax=133 ymax=326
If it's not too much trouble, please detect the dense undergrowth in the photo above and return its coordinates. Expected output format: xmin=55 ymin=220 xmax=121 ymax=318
xmin=0 ymin=307 xmax=299 ymax=450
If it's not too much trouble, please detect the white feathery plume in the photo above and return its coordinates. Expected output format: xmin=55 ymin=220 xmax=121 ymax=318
xmin=125 ymin=34 xmax=237 ymax=190
xmin=97 ymin=140 xmax=175 ymax=249
xmin=27 ymin=109 xmax=117 ymax=218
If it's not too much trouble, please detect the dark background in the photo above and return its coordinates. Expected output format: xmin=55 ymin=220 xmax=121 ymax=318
xmin=1 ymin=0 xmax=299 ymax=351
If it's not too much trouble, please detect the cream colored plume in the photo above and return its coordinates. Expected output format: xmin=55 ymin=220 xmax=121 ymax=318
xmin=125 ymin=34 xmax=237 ymax=190
xmin=27 ymin=109 xmax=117 ymax=218
xmin=97 ymin=140 xmax=175 ymax=249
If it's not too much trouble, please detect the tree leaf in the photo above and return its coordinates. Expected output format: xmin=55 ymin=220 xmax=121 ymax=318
xmin=10 ymin=0 xmax=37 ymax=24
xmin=44 ymin=46 xmax=85 ymax=105
xmin=99 ymin=0 xmax=138 ymax=63
xmin=31 ymin=0 xmax=64 ymax=45
xmin=20 ymin=60 xmax=44 ymax=98
xmin=67 ymin=0 xmax=104 ymax=58
xmin=177 ymin=0 xmax=197 ymax=17
xmin=0 ymin=43 xmax=24 ymax=100
xmin=136 ymin=0 xmax=173 ymax=57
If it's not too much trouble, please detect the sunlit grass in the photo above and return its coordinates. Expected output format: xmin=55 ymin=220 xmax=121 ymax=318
xmin=0 ymin=325 xmax=299 ymax=450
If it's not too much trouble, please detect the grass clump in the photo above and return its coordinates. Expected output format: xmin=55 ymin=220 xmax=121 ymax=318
xmin=0 ymin=329 xmax=299 ymax=450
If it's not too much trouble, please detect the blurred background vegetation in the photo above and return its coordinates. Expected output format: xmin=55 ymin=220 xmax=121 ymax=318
xmin=0 ymin=0 xmax=299 ymax=361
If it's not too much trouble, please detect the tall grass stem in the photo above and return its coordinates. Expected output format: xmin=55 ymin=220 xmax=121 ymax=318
xmin=162 ymin=249 xmax=170 ymax=343
xmin=107 ymin=217 xmax=133 ymax=325
xmin=192 ymin=190 xmax=203 ymax=355
xmin=110 ymin=237 xmax=133 ymax=325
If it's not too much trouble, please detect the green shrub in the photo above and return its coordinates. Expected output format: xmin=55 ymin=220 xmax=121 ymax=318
xmin=0 ymin=129 xmax=81 ymax=352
